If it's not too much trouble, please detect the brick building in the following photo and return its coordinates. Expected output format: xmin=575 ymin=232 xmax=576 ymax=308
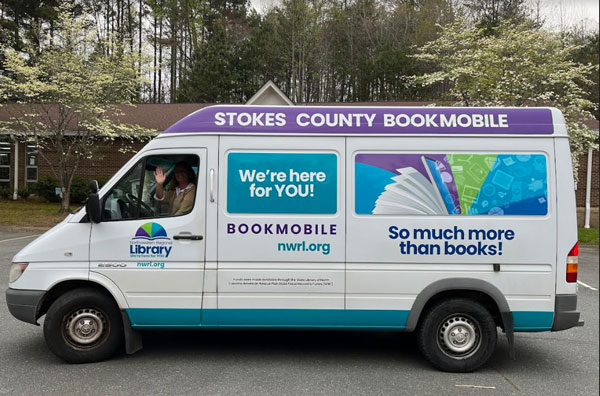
xmin=1 ymin=97 xmax=598 ymax=226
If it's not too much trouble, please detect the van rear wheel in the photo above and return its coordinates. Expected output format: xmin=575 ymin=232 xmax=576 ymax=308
xmin=43 ymin=288 xmax=123 ymax=363
xmin=417 ymin=298 xmax=497 ymax=372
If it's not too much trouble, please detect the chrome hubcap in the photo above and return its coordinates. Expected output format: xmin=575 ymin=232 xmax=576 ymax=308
xmin=438 ymin=315 xmax=480 ymax=358
xmin=65 ymin=309 xmax=105 ymax=345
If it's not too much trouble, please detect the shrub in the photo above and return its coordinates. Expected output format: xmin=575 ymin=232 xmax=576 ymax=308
xmin=70 ymin=176 xmax=90 ymax=204
xmin=0 ymin=186 xmax=11 ymax=199
xmin=31 ymin=176 xmax=60 ymax=202
xmin=17 ymin=187 xmax=31 ymax=199
xmin=28 ymin=175 xmax=109 ymax=204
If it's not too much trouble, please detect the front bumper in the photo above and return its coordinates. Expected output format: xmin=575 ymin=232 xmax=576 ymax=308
xmin=5 ymin=288 xmax=45 ymax=325
xmin=552 ymin=294 xmax=584 ymax=331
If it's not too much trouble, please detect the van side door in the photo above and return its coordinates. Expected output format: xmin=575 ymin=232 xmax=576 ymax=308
xmin=211 ymin=136 xmax=346 ymax=327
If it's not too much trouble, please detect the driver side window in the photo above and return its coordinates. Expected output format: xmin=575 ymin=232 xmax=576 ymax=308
xmin=102 ymin=154 xmax=199 ymax=221
xmin=103 ymin=162 xmax=143 ymax=221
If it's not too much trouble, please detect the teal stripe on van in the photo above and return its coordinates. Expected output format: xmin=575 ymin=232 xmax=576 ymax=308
xmin=127 ymin=308 xmax=554 ymax=332
xmin=127 ymin=308 xmax=201 ymax=327
xmin=127 ymin=308 xmax=409 ymax=329
xmin=512 ymin=311 xmax=554 ymax=332
xmin=202 ymin=308 xmax=409 ymax=328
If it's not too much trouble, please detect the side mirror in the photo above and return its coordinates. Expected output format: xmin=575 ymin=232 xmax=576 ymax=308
xmin=86 ymin=180 xmax=101 ymax=223
xmin=90 ymin=180 xmax=99 ymax=194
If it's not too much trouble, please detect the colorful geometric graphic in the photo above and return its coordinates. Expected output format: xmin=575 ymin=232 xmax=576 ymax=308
xmin=134 ymin=222 xmax=169 ymax=239
xmin=355 ymin=153 xmax=548 ymax=216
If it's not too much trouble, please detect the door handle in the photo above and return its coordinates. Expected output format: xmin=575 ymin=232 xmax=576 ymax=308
xmin=173 ymin=234 xmax=203 ymax=241
xmin=209 ymin=168 xmax=216 ymax=203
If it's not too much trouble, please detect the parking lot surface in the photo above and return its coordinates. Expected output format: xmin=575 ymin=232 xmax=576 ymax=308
xmin=1 ymin=230 xmax=598 ymax=396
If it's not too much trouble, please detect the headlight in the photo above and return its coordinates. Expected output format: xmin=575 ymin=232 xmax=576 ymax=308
xmin=9 ymin=262 xmax=28 ymax=283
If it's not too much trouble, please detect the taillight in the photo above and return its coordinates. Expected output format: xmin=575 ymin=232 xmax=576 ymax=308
xmin=566 ymin=243 xmax=578 ymax=283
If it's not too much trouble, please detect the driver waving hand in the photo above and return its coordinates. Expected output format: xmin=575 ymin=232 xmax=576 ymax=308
xmin=154 ymin=161 xmax=197 ymax=216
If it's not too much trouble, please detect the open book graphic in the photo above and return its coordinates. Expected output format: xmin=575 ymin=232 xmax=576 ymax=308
xmin=373 ymin=159 xmax=460 ymax=215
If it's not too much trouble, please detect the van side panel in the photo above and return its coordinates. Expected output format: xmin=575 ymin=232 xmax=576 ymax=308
xmin=214 ymin=136 xmax=346 ymax=326
xmin=346 ymin=137 xmax=557 ymax=332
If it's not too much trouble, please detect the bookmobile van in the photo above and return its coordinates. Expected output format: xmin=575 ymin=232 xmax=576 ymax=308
xmin=6 ymin=106 xmax=583 ymax=372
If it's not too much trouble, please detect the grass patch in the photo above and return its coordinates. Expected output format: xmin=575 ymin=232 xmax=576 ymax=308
xmin=0 ymin=200 xmax=70 ymax=230
xmin=579 ymin=228 xmax=599 ymax=245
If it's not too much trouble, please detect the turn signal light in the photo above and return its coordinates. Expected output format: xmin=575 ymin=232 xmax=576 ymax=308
xmin=8 ymin=262 xmax=29 ymax=283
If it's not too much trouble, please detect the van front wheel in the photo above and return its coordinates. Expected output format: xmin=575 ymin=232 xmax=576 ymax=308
xmin=417 ymin=298 xmax=497 ymax=372
xmin=43 ymin=288 xmax=123 ymax=363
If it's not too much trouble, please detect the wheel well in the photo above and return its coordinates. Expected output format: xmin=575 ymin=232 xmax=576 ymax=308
xmin=37 ymin=281 xmax=117 ymax=320
xmin=419 ymin=290 xmax=503 ymax=329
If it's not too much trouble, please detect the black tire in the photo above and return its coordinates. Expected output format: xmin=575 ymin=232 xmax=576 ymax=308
xmin=43 ymin=288 xmax=124 ymax=363
xmin=417 ymin=298 xmax=497 ymax=372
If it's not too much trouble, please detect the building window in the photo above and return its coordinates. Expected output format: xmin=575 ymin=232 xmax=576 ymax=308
xmin=0 ymin=140 xmax=10 ymax=188
xmin=25 ymin=143 xmax=38 ymax=186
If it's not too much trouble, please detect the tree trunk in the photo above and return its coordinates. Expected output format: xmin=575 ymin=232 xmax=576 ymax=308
xmin=153 ymin=9 xmax=157 ymax=102
xmin=127 ymin=0 xmax=134 ymax=54
xmin=59 ymin=190 xmax=71 ymax=214
xmin=139 ymin=0 xmax=143 ymax=79
xmin=158 ymin=0 xmax=163 ymax=103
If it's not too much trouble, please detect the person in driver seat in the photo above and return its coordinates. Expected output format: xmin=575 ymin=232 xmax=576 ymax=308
xmin=153 ymin=161 xmax=196 ymax=216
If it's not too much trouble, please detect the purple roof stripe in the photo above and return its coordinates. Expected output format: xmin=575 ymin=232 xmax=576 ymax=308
xmin=165 ymin=106 xmax=554 ymax=135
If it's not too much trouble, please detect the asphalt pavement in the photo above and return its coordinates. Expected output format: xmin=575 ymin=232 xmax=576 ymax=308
xmin=0 ymin=229 xmax=598 ymax=396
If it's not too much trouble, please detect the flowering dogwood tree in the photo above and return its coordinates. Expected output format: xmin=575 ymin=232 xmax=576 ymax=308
xmin=411 ymin=21 xmax=598 ymax=176
xmin=0 ymin=7 xmax=155 ymax=213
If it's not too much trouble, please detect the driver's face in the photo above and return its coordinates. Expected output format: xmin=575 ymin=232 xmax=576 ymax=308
xmin=174 ymin=167 xmax=189 ymax=184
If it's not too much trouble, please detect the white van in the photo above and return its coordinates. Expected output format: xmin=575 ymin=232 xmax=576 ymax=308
xmin=6 ymin=105 xmax=583 ymax=371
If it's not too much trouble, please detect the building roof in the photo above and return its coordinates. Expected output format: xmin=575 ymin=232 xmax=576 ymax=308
xmin=112 ymin=104 xmax=211 ymax=130
xmin=246 ymin=80 xmax=294 ymax=106
xmin=0 ymin=103 xmax=211 ymax=133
